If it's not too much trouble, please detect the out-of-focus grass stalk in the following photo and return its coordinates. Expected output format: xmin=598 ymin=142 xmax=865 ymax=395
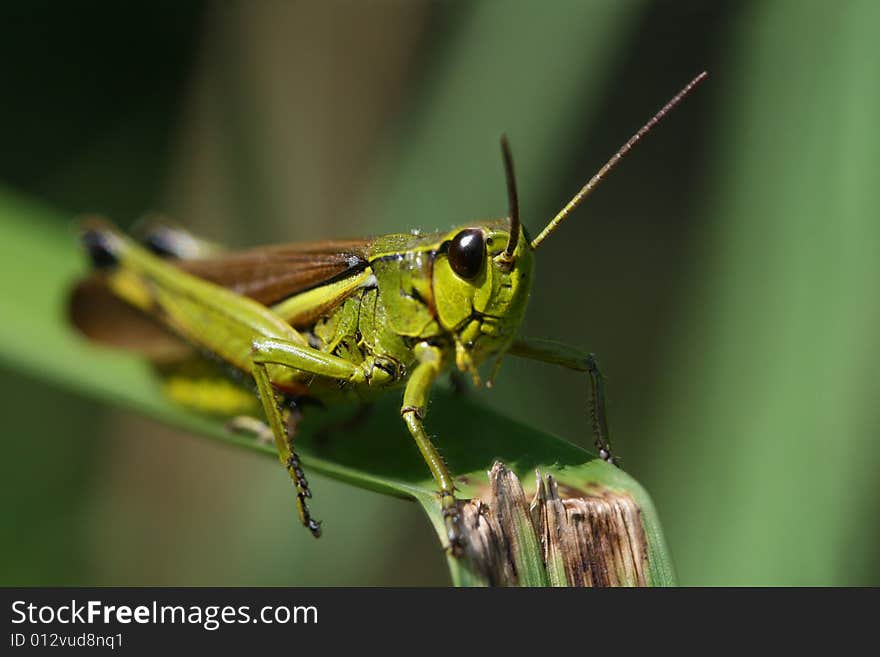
xmin=648 ymin=0 xmax=880 ymax=585
xmin=365 ymin=0 xmax=647 ymax=233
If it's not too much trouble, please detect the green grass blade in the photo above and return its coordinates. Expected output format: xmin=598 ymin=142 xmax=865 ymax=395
xmin=648 ymin=0 xmax=880 ymax=585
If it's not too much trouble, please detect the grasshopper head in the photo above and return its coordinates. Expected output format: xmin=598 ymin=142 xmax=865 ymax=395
xmin=432 ymin=69 xmax=708 ymax=381
xmin=432 ymin=137 xmax=536 ymax=381
xmin=433 ymin=218 xmax=533 ymax=379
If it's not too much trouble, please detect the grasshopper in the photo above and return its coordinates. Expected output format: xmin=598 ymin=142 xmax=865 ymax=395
xmin=69 ymin=72 xmax=706 ymax=552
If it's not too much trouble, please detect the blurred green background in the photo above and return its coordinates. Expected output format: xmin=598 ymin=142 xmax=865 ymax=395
xmin=1 ymin=0 xmax=878 ymax=586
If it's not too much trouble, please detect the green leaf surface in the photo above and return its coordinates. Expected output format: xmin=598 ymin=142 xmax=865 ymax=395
xmin=0 ymin=190 xmax=674 ymax=586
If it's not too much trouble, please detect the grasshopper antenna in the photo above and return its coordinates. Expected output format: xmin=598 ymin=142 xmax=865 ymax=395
xmin=500 ymin=134 xmax=520 ymax=264
xmin=530 ymin=71 xmax=708 ymax=250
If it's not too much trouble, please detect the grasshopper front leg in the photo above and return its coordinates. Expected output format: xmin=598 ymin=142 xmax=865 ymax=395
xmin=401 ymin=343 xmax=463 ymax=554
xmin=508 ymin=337 xmax=616 ymax=465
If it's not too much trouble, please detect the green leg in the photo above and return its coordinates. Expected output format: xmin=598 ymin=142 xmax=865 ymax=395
xmin=401 ymin=344 xmax=463 ymax=554
xmin=508 ymin=337 xmax=617 ymax=466
xmin=251 ymin=337 xmax=365 ymax=538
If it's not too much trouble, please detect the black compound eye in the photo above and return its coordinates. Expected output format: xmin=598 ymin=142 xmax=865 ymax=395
xmin=448 ymin=228 xmax=485 ymax=280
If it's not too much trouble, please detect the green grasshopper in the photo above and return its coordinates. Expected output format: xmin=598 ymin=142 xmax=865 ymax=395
xmin=69 ymin=72 xmax=706 ymax=552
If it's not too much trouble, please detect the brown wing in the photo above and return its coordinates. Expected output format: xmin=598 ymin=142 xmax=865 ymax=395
xmin=177 ymin=239 xmax=371 ymax=306
xmin=69 ymin=238 xmax=373 ymax=360
xmin=68 ymin=277 xmax=193 ymax=362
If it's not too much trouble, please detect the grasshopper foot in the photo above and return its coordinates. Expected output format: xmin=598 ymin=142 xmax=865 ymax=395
xmin=441 ymin=493 xmax=465 ymax=557
xmin=599 ymin=447 xmax=620 ymax=467
xmin=298 ymin=494 xmax=322 ymax=538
